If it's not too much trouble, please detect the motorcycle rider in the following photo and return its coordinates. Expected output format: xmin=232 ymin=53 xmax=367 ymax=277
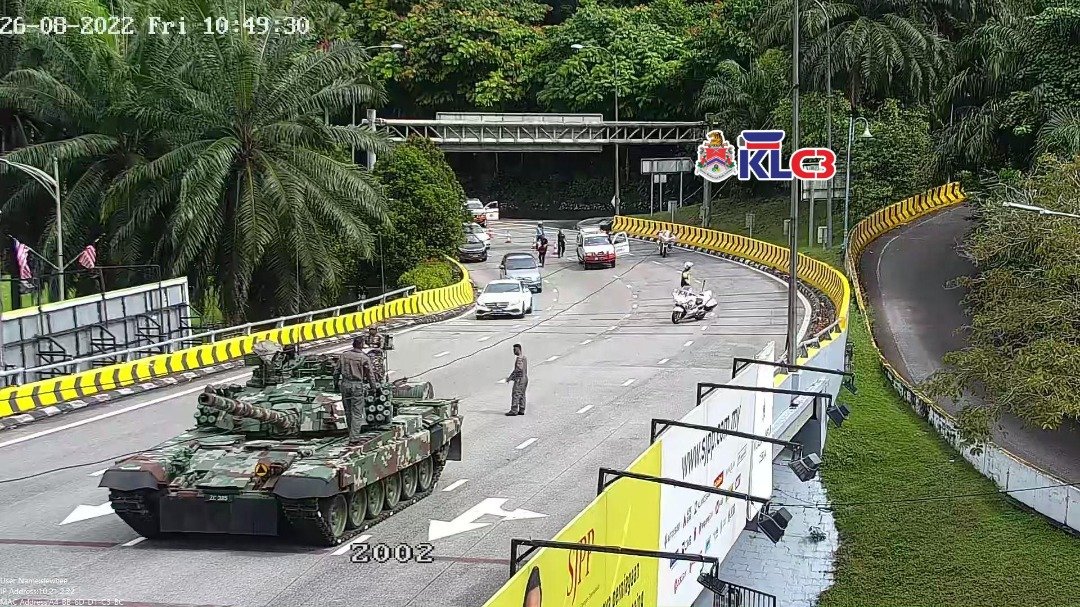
xmin=680 ymin=262 xmax=693 ymax=288
xmin=657 ymin=228 xmax=675 ymax=254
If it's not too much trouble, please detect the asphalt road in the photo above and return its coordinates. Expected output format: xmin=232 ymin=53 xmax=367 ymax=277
xmin=860 ymin=205 xmax=1080 ymax=482
xmin=0 ymin=221 xmax=806 ymax=607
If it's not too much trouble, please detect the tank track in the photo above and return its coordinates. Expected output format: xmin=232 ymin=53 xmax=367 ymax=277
xmin=108 ymin=489 xmax=161 ymax=538
xmin=280 ymin=454 xmax=448 ymax=546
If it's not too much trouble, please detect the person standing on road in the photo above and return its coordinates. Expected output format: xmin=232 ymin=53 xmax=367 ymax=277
xmin=537 ymin=236 xmax=548 ymax=267
xmin=535 ymin=222 xmax=544 ymax=247
xmin=505 ymin=343 xmax=528 ymax=416
xmin=339 ymin=337 xmax=377 ymax=442
xmin=557 ymin=229 xmax=566 ymax=257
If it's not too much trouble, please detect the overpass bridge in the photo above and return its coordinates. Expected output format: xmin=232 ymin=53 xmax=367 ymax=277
xmin=360 ymin=111 xmax=707 ymax=152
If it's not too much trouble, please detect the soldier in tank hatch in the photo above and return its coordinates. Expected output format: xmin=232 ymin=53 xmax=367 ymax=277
xmin=339 ymin=336 xmax=377 ymax=443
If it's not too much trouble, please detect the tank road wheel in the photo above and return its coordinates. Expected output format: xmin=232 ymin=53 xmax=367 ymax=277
xmin=346 ymin=487 xmax=368 ymax=529
xmin=322 ymin=495 xmax=348 ymax=542
xmin=416 ymin=457 xmax=435 ymax=492
xmin=384 ymin=472 xmax=402 ymax=510
xmin=400 ymin=466 xmax=419 ymax=500
xmin=366 ymin=480 xmax=385 ymax=519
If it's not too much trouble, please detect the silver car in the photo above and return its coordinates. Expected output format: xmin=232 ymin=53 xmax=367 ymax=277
xmin=500 ymin=252 xmax=543 ymax=293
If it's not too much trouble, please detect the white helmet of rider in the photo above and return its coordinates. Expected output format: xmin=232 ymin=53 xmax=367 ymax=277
xmin=683 ymin=262 xmax=693 ymax=270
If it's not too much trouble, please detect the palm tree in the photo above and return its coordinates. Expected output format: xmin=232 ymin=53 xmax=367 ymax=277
xmin=759 ymin=0 xmax=953 ymax=106
xmin=935 ymin=0 xmax=1080 ymax=172
xmin=102 ymin=8 xmax=390 ymax=321
xmin=0 ymin=20 xmax=146 ymax=274
xmin=696 ymin=50 xmax=789 ymax=134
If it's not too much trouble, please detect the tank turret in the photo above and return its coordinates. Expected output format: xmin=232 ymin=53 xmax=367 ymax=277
xmin=197 ymin=391 xmax=299 ymax=431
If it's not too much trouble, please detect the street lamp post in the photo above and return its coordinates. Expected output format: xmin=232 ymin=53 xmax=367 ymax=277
xmin=1002 ymin=201 xmax=1080 ymax=219
xmin=356 ymin=44 xmax=405 ymax=169
xmin=786 ymin=0 xmax=801 ymax=364
xmin=841 ymin=117 xmax=872 ymax=252
xmin=572 ymin=43 xmax=620 ymax=216
xmin=813 ymin=0 xmax=834 ymax=248
xmin=0 ymin=156 xmax=65 ymax=300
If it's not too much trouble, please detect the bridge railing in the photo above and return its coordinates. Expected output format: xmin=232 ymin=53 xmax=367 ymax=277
xmin=0 ymin=286 xmax=415 ymax=386
xmin=368 ymin=119 xmax=708 ymax=145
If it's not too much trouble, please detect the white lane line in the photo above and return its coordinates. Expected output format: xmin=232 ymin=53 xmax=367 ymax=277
xmin=89 ymin=469 xmax=106 ymax=477
xmin=122 ymin=536 xmax=147 ymax=547
xmin=576 ymin=405 xmax=594 ymax=414
xmin=657 ymin=358 xmax=670 ymax=365
xmin=580 ymin=339 xmax=593 ymax=345
xmin=331 ymin=534 xmax=372 ymax=556
xmin=545 ymin=355 xmax=559 ymax=362
xmin=683 ymin=340 xmax=694 ymax=347
xmin=0 ymin=371 xmax=250 ymax=450
xmin=442 ymin=479 xmax=469 ymax=492
xmin=651 ymin=260 xmax=663 ymax=265
xmin=621 ymin=379 xmax=636 ymax=387
xmin=477 ymin=335 xmax=493 ymax=342
xmin=515 ymin=438 xmax=538 ymax=450
xmin=434 ymin=351 xmax=450 ymax=358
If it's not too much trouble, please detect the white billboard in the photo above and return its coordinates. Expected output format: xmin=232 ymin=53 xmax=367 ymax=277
xmin=656 ymin=342 xmax=775 ymax=605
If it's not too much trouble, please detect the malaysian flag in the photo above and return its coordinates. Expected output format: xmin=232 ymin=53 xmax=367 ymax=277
xmin=76 ymin=243 xmax=97 ymax=269
xmin=12 ymin=238 xmax=31 ymax=280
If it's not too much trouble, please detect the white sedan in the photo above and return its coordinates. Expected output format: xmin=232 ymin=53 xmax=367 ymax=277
xmin=475 ymin=279 xmax=533 ymax=319
xmin=464 ymin=222 xmax=491 ymax=249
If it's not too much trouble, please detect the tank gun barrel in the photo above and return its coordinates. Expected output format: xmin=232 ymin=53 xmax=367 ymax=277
xmin=197 ymin=392 xmax=299 ymax=430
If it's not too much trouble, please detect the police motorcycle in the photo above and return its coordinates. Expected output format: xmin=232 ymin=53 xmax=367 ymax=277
xmin=657 ymin=230 xmax=676 ymax=257
xmin=671 ymin=279 xmax=718 ymax=324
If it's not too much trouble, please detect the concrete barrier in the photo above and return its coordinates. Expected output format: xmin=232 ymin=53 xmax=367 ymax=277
xmin=0 ymin=258 xmax=475 ymax=420
xmin=845 ymin=182 xmax=1079 ymax=531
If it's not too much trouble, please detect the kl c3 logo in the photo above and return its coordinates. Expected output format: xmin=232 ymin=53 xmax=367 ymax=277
xmin=695 ymin=129 xmax=837 ymax=183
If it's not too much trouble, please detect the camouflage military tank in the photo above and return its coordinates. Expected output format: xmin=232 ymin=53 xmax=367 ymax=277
xmin=98 ymin=340 xmax=462 ymax=546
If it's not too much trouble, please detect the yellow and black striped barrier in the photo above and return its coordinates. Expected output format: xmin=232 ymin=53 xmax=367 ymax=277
xmin=845 ymin=183 xmax=966 ymax=394
xmin=845 ymin=182 xmax=965 ymax=312
xmin=611 ymin=215 xmax=852 ymax=338
xmin=0 ymin=258 xmax=475 ymax=419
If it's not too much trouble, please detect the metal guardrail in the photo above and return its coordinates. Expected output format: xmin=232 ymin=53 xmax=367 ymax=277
xmin=371 ymin=119 xmax=707 ymax=146
xmin=0 ymin=286 xmax=415 ymax=385
xmin=713 ymin=579 xmax=778 ymax=607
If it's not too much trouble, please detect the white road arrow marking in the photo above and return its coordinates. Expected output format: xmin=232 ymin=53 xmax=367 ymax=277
xmin=442 ymin=479 xmax=469 ymax=492
xmin=621 ymin=379 xmax=636 ymax=386
xmin=122 ymin=536 xmax=147 ymax=547
xmin=576 ymin=405 xmax=594 ymax=414
xmin=89 ymin=469 xmax=106 ymax=477
xmin=428 ymin=498 xmax=546 ymax=541
xmin=545 ymin=355 xmax=559 ymax=362
xmin=60 ymin=502 xmax=114 ymax=525
xmin=657 ymin=358 xmax=670 ymax=365
xmin=331 ymin=534 xmax=371 ymax=556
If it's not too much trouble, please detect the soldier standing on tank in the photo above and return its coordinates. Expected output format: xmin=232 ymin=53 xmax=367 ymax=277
xmin=339 ymin=337 xmax=376 ymax=443
xmin=505 ymin=343 xmax=528 ymax=416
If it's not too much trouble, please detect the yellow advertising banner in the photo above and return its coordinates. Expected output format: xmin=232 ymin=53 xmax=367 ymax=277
xmin=481 ymin=443 xmax=662 ymax=607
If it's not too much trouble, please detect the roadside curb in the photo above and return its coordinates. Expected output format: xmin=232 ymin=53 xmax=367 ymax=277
xmin=0 ymin=303 xmax=474 ymax=432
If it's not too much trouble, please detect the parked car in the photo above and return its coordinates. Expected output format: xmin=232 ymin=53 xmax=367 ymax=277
xmin=464 ymin=198 xmax=499 ymax=225
xmin=499 ymin=252 xmax=542 ymax=293
xmin=576 ymin=228 xmax=630 ymax=268
xmin=458 ymin=233 xmax=489 ymax=263
xmin=464 ymin=222 xmax=491 ymax=249
xmin=475 ymin=279 xmax=533 ymax=319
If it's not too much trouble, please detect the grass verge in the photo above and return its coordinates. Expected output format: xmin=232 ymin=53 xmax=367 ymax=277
xmin=819 ymin=311 xmax=1080 ymax=606
xmin=641 ymin=206 xmax=1080 ymax=606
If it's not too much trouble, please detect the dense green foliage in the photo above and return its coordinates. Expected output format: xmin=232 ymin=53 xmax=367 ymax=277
xmin=365 ymin=137 xmax=465 ymax=284
xmin=398 ymin=258 xmax=456 ymax=290
xmin=924 ymin=157 xmax=1080 ymax=439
